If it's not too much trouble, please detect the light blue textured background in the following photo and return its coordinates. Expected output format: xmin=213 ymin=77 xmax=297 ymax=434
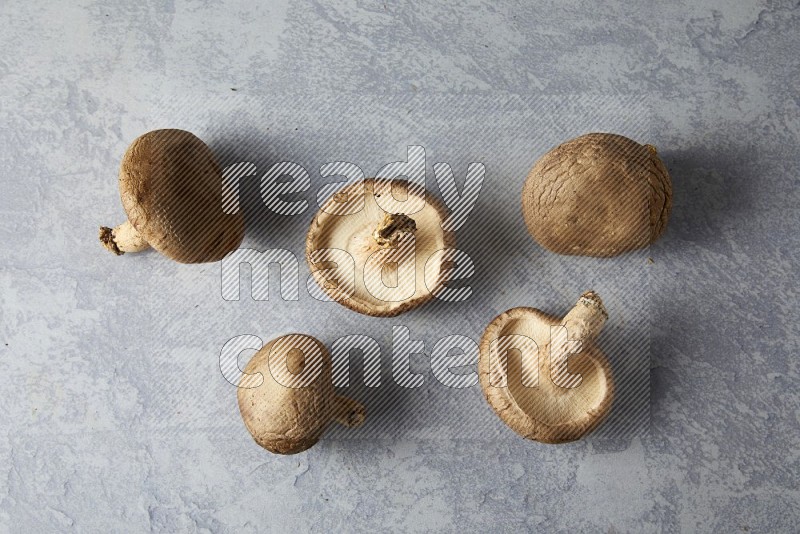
xmin=1 ymin=1 xmax=798 ymax=532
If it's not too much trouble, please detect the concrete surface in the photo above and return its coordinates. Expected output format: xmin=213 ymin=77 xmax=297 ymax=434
xmin=1 ymin=0 xmax=798 ymax=532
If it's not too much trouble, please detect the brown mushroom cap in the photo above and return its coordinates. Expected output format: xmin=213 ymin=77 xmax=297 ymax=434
xmin=522 ymin=132 xmax=672 ymax=257
xmin=100 ymin=129 xmax=244 ymax=263
xmin=237 ymin=334 xmax=366 ymax=455
xmin=478 ymin=292 xmax=615 ymax=444
xmin=306 ymin=179 xmax=455 ymax=317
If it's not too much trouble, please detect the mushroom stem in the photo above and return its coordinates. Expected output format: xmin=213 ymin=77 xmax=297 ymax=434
xmin=331 ymin=395 xmax=366 ymax=428
xmin=559 ymin=290 xmax=608 ymax=347
xmin=372 ymin=213 xmax=417 ymax=248
xmin=99 ymin=220 xmax=151 ymax=255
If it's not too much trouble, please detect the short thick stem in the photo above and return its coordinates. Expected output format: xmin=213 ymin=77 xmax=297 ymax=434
xmin=560 ymin=290 xmax=608 ymax=347
xmin=99 ymin=220 xmax=150 ymax=255
xmin=372 ymin=213 xmax=416 ymax=248
xmin=331 ymin=395 xmax=366 ymax=428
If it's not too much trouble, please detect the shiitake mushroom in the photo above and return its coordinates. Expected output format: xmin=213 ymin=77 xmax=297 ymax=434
xmin=478 ymin=292 xmax=614 ymax=444
xmin=306 ymin=178 xmax=455 ymax=317
xmin=99 ymin=129 xmax=244 ymax=263
xmin=237 ymin=334 xmax=366 ymax=455
xmin=522 ymin=133 xmax=672 ymax=257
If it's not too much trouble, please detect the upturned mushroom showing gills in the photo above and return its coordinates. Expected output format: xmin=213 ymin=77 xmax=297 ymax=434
xmin=522 ymin=133 xmax=672 ymax=257
xmin=99 ymin=129 xmax=244 ymax=263
xmin=478 ymin=292 xmax=614 ymax=444
xmin=237 ymin=334 xmax=366 ymax=455
xmin=306 ymin=178 xmax=454 ymax=317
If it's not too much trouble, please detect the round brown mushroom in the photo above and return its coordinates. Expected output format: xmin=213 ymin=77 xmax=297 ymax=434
xmin=478 ymin=291 xmax=614 ymax=444
xmin=99 ymin=129 xmax=244 ymax=263
xmin=306 ymin=178 xmax=455 ymax=317
xmin=522 ymin=133 xmax=672 ymax=257
xmin=237 ymin=333 xmax=366 ymax=455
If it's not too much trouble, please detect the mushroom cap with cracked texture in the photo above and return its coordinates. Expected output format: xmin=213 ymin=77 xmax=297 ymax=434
xmin=522 ymin=132 xmax=672 ymax=257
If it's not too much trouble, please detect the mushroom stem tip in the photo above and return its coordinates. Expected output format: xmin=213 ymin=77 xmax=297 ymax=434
xmin=99 ymin=226 xmax=123 ymax=255
xmin=561 ymin=290 xmax=608 ymax=346
xmin=577 ymin=291 xmax=607 ymax=316
xmin=99 ymin=220 xmax=150 ymax=255
xmin=373 ymin=213 xmax=417 ymax=248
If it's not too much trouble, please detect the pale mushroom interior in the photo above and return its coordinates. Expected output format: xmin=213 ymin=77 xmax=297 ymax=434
xmin=310 ymin=185 xmax=447 ymax=314
xmin=499 ymin=312 xmax=611 ymax=427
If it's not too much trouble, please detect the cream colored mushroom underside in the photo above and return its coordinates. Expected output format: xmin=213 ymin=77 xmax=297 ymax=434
xmin=312 ymin=190 xmax=447 ymax=314
xmin=498 ymin=314 xmax=611 ymax=427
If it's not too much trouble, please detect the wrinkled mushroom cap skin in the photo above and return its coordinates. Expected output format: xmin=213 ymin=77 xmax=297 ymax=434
xmin=478 ymin=307 xmax=615 ymax=444
xmin=120 ymin=129 xmax=244 ymax=263
xmin=237 ymin=335 xmax=336 ymax=455
xmin=522 ymin=133 xmax=672 ymax=257
xmin=306 ymin=178 xmax=455 ymax=317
